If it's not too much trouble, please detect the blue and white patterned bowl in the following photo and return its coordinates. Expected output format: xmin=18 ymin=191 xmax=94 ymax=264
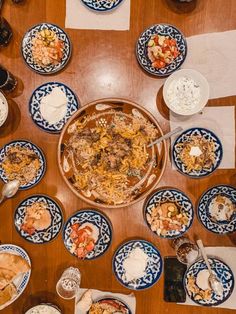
xmin=63 ymin=209 xmax=112 ymax=260
xmin=0 ymin=140 xmax=46 ymax=190
xmin=112 ymin=239 xmax=163 ymax=290
xmin=184 ymin=257 xmax=234 ymax=306
xmin=144 ymin=188 xmax=194 ymax=239
xmin=29 ymin=82 xmax=80 ymax=133
xmin=21 ymin=23 xmax=72 ymax=75
xmin=81 ymin=0 xmax=124 ymax=12
xmin=0 ymin=244 xmax=31 ymax=310
xmin=198 ymin=185 xmax=236 ymax=235
xmin=172 ymin=128 xmax=223 ymax=178
xmin=14 ymin=195 xmax=63 ymax=244
xmin=136 ymin=24 xmax=187 ymax=77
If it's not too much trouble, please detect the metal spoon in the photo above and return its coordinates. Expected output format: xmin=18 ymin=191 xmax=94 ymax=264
xmin=0 ymin=180 xmax=20 ymax=204
xmin=197 ymin=239 xmax=224 ymax=296
xmin=147 ymin=126 xmax=183 ymax=148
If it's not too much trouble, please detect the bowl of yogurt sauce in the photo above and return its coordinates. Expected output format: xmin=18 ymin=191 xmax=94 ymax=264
xmin=25 ymin=304 xmax=61 ymax=314
xmin=163 ymin=69 xmax=209 ymax=116
xmin=0 ymin=91 xmax=8 ymax=127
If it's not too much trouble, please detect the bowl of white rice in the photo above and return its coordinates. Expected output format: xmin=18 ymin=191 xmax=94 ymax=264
xmin=0 ymin=91 xmax=8 ymax=127
xmin=163 ymin=69 xmax=209 ymax=116
xmin=25 ymin=304 xmax=61 ymax=314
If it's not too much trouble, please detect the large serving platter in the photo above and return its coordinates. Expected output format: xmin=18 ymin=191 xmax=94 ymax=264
xmin=58 ymin=98 xmax=167 ymax=209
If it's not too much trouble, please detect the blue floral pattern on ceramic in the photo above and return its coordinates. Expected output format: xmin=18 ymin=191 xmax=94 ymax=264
xmin=21 ymin=23 xmax=72 ymax=74
xmin=29 ymin=82 xmax=80 ymax=133
xmin=0 ymin=140 xmax=46 ymax=190
xmin=63 ymin=209 xmax=112 ymax=260
xmin=14 ymin=195 xmax=63 ymax=244
xmin=81 ymin=0 xmax=124 ymax=12
xmin=136 ymin=24 xmax=187 ymax=76
xmin=144 ymin=188 xmax=194 ymax=238
xmin=198 ymin=185 xmax=236 ymax=234
xmin=184 ymin=258 xmax=234 ymax=306
xmin=173 ymin=128 xmax=223 ymax=178
xmin=113 ymin=240 xmax=162 ymax=290
xmin=0 ymin=244 xmax=31 ymax=310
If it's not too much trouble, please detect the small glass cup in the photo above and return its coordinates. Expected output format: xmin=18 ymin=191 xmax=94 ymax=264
xmin=172 ymin=236 xmax=199 ymax=265
xmin=56 ymin=267 xmax=81 ymax=300
xmin=0 ymin=66 xmax=18 ymax=93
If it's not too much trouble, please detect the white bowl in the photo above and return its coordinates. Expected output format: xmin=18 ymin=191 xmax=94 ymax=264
xmin=0 ymin=91 xmax=9 ymax=127
xmin=163 ymin=69 xmax=209 ymax=116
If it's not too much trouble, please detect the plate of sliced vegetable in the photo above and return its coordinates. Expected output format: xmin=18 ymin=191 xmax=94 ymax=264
xmin=136 ymin=24 xmax=187 ymax=76
xmin=63 ymin=209 xmax=112 ymax=260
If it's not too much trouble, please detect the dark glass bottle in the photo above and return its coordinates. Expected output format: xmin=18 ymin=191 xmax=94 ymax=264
xmin=0 ymin=66 xmax=17 ymax=92
xmin=0 ymin=17 xmax=12 ymax=46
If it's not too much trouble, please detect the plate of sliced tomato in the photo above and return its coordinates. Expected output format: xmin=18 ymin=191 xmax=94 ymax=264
xmin=63 ymin=209 xmax=112 ymax=260
xmin=136 ymin=24 xmax=187 ymax=76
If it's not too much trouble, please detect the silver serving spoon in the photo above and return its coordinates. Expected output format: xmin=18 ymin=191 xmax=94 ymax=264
xmin=147 ymin=126 xmax=183 ymax=148
xmin=197 ymin=239 xmax=224 ymax=296
xmin=0 ymin=180 xmax=20 ymax=204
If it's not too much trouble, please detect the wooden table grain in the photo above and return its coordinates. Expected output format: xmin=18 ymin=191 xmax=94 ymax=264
xmin=0 ymin=0 xmax=236 ymax=313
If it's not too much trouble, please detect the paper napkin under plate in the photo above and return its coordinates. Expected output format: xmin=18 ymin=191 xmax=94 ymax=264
xmin=75 ymin=288 xmax=136 ymax=314
xmin=181 ymin=246 xmax=236 ymax=310
xmin=66 ymin=0 xmax=130 ymax=30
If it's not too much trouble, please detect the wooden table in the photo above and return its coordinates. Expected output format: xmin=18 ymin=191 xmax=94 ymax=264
xmin=1 ymin=0 xmax=236 ymax=313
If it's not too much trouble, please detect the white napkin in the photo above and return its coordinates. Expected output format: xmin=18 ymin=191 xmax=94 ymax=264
xmin=75 ymin=288 xmax=136 ymax=314
xmin=182 ymin=247 xmax=236 ymax=310
xmin=183 ymin=30 xmax=236 ymax=99
xmin=65 ymin=0 xmax=130 ymax=30
xmin=170 ymin=106 xmax=235 ymax=169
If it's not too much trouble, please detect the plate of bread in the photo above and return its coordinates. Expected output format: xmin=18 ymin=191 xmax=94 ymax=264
xmin=0 ymin=244 xmax=31 ymax=310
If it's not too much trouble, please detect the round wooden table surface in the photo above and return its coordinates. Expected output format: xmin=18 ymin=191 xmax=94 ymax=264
xmin=1 ymin=0 xmax=236 ymax=313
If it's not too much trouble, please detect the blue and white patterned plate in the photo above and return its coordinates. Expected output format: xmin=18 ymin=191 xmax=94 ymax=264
xmin=112 ymin=239 xmax=163 ymax=290
xmin=0 ymin=140 xmax=46 ymax=190
xmin=184 ymin=257 xmax=234 ymax=306
xmin=0 ymin=244 xmax=31 ymax=310
xmin=198 ymin=185 xmax=236 ymax=235
xmin=63 ymin=209 xmax=112 ymax=260
xmin=29 ymin=82 xmax=80 ymax=133
xmin=14 ymin=195 xmax=63 ymax=244
xmin=81 ymin=0 xmax=124 ymax=12
xmin=172 ymin=128 xmax=223 ymax=178
xmin=21 ymin=23 xmax=72 ymax=75
xmin=144 ymin=188 xmax=194 ymax=238
xmin=136 ymin=24 xmax=187 ymax=77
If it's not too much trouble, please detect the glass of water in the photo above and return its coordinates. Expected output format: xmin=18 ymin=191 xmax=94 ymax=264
xmin=56 ymin=267 xmax=81 ymax=299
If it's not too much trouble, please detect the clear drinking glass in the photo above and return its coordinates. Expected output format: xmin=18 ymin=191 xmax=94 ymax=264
xmin=172 ymin=236 xmax=199 ymax=265
xmin=56 ymin=267 xmax=81 ymax=300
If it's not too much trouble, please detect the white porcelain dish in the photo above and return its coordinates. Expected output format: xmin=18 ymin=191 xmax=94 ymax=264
xmin=163 ymin=69 xmax=209 ymax=116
